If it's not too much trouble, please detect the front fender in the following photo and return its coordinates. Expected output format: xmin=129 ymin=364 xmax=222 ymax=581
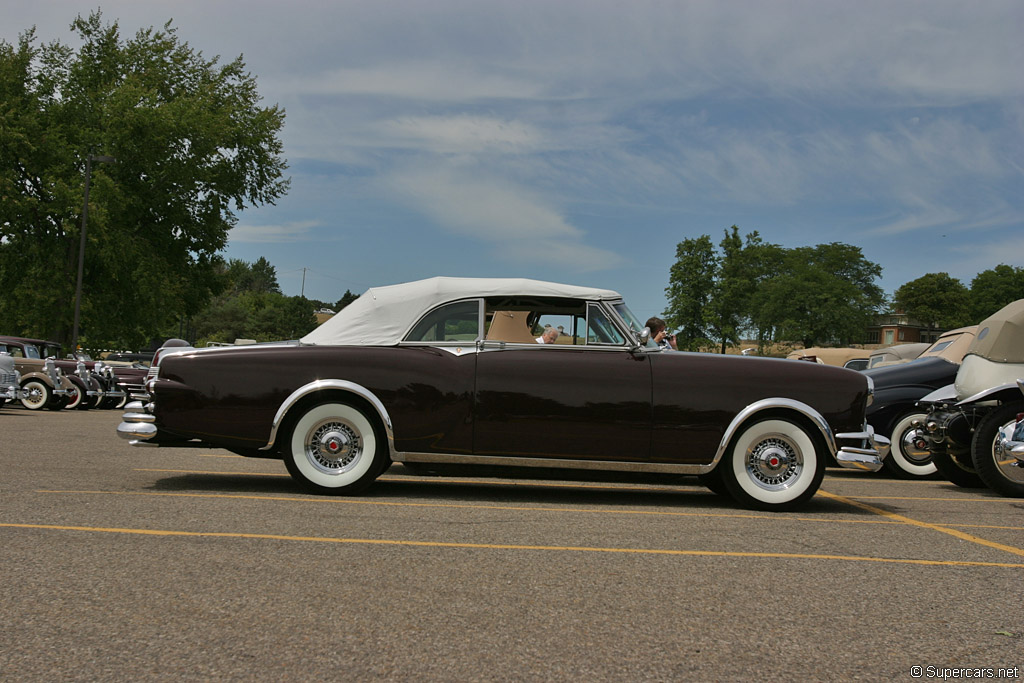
xmin=957 ymin=382 xmax=1024 ymax=408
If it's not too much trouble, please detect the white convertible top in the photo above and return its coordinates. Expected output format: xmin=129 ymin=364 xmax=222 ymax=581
xmin=301 ymin=276 xmax=622 ymax=346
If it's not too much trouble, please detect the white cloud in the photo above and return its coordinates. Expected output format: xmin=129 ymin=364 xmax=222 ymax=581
xmin=277 ymin=63 xmax=546 ymax=102
xmin=229 ymin=220 xmax=320 ymax=243
xmin=375 ymin=115 xmax=548 ymax=155
xmin=386 ymin=165 xmax=623 ymax=271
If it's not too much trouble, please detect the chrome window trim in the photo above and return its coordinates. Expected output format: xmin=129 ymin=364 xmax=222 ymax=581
xmin=399 ymin=298 xmax=485 ymax=347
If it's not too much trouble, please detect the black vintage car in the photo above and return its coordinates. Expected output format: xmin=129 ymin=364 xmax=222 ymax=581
xmin=118 ymin=277 xmax=888 ymax=511
xmin=862 ymin=326 xmax=977 ymax=479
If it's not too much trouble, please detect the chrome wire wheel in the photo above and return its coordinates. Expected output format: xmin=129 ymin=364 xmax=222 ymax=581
xmin=304 ymin=418 xmax=363 ymax=475
xmin=284 ymin=401 xmax=383 ymax=494
xmin=744 ymin=432 xmax=803 ymax=491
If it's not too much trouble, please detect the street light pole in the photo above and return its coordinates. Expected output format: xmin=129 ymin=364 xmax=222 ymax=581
xmin=72 ymin=154 xmax=116 ymax=354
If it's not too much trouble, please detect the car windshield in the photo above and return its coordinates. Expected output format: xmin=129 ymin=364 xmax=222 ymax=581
xmin=612 ymin=302 xmax=642 ymax=336
xmin=23 ymin=344 xmax=41 ymax=359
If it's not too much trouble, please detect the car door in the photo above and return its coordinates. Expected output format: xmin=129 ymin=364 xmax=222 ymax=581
xmin=473 ymin=302 xmax=652 ymax=462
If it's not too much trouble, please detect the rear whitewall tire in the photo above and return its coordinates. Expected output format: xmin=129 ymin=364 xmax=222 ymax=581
xmin=283 ymin=401 xmax=385 ymax=494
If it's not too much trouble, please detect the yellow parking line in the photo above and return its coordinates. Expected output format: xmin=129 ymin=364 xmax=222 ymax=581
xmin=818 ymin=490 xmax=1024 ymax=558
xmin=4 ymin=522 xmax=1023 ymax=568
xmin=35 ymin=489 xmax=1024 ymax=533
xmin=40 ymin=489 xmax=885 ymax=525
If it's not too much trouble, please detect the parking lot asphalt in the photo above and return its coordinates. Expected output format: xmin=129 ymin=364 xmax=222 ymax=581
xmin=2 ymin=407 xmax=1023 ymax=681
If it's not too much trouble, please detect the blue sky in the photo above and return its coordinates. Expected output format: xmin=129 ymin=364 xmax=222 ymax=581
xmin=4 ymin=1 xmax=1022 ymax=322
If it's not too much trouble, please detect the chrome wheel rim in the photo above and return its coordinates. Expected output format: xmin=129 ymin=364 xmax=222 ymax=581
xmin=745 ymin=433 xmax=803 ymax=491
xmin=993 ymin=423 xmax=1024 ymax=485
xmin=304 ymin=418 xmax=363 ymax=475
xmin=898 ymin=426 xmax=931 ymax=465
xmin=22 ymin=382 xmax=46 ymax=408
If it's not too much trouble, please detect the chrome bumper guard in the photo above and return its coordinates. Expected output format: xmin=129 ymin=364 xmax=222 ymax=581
xmin=834 ymin=426 xmax=890 ymax=472
xmin=117 ymin=400 xmax=158 ymax=444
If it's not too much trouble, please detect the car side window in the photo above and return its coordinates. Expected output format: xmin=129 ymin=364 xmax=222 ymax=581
xmin=587 ymin=304 xmax=626 ymax=345
xmin=405 ymin=300 xmax=481 ymax=343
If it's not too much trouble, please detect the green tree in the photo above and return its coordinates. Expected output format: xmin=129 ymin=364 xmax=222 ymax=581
xmin=969 ymin=265 xmax=1024 ymax=321
xmin=747 ymin=243 xmax=884 ymax=348
xmin=0 ymin=12 xmax=288 ymax=349
xmin=664 ymin=235 xmax=716 ymax=351
xmin=334 ymin=289 xmax=359 ymax=312
xmin=893 ymin=273 xmax=971 ymax=330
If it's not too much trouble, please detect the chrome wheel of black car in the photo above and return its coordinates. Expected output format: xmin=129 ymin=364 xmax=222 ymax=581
xmin=721 ymin=416 xmax=825 ymax=511
xmin=20 ymin=379 xmax=51 ymax=411
xmin=883 ymin=411 xmax=936 ymax=478
xmin=972 ymin=402 xmax=1024 ymax=498
xmin=284 ymin=401 xmax=385 ymax=494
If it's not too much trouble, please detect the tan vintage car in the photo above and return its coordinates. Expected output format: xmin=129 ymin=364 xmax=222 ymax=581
xmin=0 ymin=339 xmax=74 ymax=410
xmin=787 ymin=347 xmax=871 ymax=371
xmin=866 ymin=343 xmax=929 ymax=369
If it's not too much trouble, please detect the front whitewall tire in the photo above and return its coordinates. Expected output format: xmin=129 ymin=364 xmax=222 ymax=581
xmin=723 ymin=417 xmax=825 ymax=511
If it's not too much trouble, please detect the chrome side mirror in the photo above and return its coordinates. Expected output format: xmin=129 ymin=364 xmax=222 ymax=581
xmin=639 ymin=327 xmax=651 ymax=345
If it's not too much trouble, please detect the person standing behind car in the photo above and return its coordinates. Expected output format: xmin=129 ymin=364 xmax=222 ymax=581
xmin=646 ymin=317 xmax=677 ymax=350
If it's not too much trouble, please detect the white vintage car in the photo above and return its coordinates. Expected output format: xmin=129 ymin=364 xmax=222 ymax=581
xmin=917 ymin=299 xmax=1024 ymax=497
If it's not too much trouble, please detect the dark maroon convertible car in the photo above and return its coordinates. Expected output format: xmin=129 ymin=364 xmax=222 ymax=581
xmin=118 ymin=277 xmax=888 ymax=511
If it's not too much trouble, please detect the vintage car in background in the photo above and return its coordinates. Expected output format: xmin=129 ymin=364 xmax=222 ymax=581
xmin=863 ymin=326 xmax=978 ymax=479
xmin=787 ymin=347 xmax=871 ymax=371
xmin=29 ymin=338 xmax=140 ymax=410
xmin=0 ymin=338 xmax=73 ymax=410
xmin=0 ymin=336 xmax=123 ymax=410
xmin=118 ymin=277 xmax=888 ymax=512
xmin=916 ymin=300 xmax=1024 ymax=497
xmin=0 ymin=352 xmax=22 ymax=408
xmin=866 ymin=343 xmax=929 ymax=369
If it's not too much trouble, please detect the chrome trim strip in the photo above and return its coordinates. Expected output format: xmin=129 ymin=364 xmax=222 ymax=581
xmin=262 ymin=379 xmax=396 ymax=456
xmin=396 ymin=451 xmax=715 ymax=475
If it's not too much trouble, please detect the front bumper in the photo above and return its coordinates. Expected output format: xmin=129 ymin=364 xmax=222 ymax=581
xmin=834 ymin=425 xmax=890 ymax=472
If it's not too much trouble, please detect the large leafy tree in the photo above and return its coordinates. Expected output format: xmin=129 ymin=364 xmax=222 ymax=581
xmin=663 ymin=234 xmax=716 ymax=351
xmin=752 ymin=244 xmax=884 ymax=348
xmin=893 ymin=272 xmax=971 ymax=330
xmin=969 ymin=265 xmax=1024 ymax=321
xmin=666 ymin=230 xmax=885 ymax=351
xmin=0 ymin=12 xmax=288 ymax=349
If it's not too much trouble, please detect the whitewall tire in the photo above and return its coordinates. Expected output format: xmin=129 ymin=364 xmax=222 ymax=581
xmin=283 ymin=401 xmax=385 ymax=494
xmin=883 ymin=412 xmax=936 ymax=478
xmin=721 ymin=417 xmax=825 ymax=511
xmin=20 ymin=380 xmax=52 ymax=411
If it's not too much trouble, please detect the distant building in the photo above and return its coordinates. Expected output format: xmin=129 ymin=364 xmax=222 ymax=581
xmin=866 ymin=311 xmax=945 ymax=346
